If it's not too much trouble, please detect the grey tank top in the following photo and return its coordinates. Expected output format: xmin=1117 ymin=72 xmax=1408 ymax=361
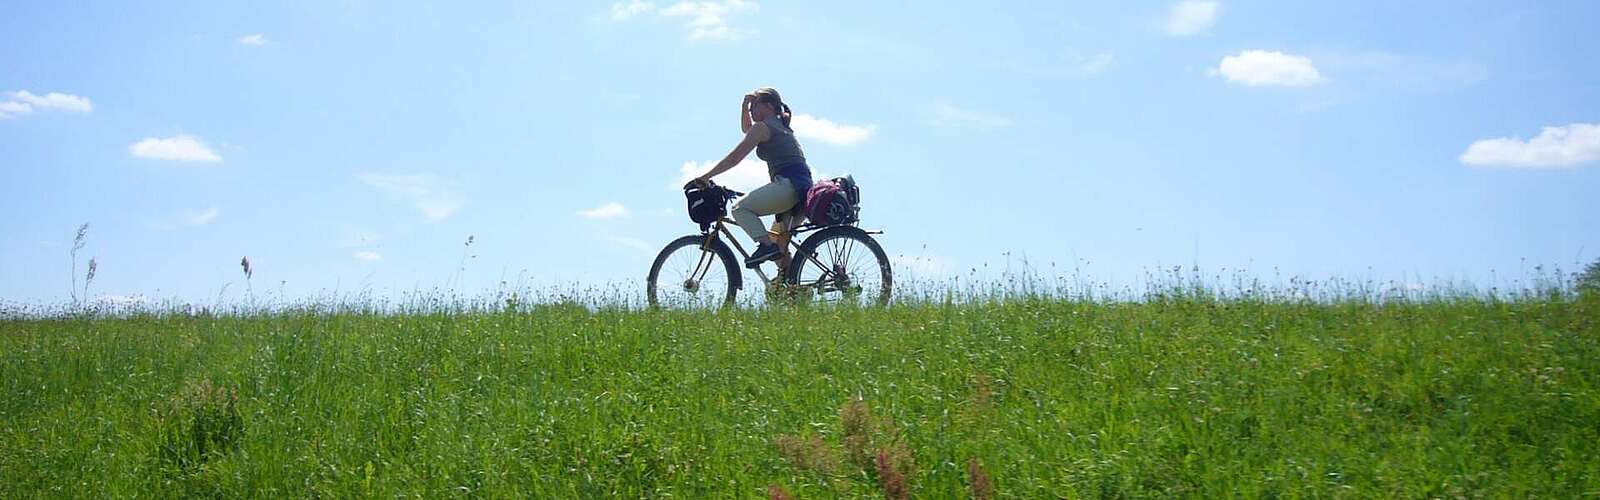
xmin=755 ymin=116 xmax=806 ymax=173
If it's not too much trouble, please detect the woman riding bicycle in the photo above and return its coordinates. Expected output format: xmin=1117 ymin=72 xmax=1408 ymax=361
xmin=687 ymin=87 xmax=813 ymax=269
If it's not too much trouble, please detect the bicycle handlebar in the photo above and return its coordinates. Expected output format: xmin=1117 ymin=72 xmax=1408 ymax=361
xmin=687 ymin=180 xmax=744 ymax=199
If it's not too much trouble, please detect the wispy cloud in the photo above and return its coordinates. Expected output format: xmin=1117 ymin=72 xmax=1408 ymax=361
xmin=606 ymin=235 xmax=656 ymax=254
xmin=357 ymin=172 xmax=464 ymax=221
xmin=1164 ymin=1 xmax=1218 ymax=36
xmin=353 ymin=251 xmax=383 ymax=261
xmin=665 ymin=0 xmax=758 ymax=40
xmin=578 ymin=202 xmax=631 ymax=219
xmin=336 ymin=227 xmax=382 ymax=248
xmin=672 ymin=159 xmax=770 ymax=193
xmin=185 ymin=207 xmax=220 ymax=226
xmin=1211 ymin=50 xmax=1322 ymax=87
xmin=611 ymin=0 xmax=655 ymax=20
xmin=1316 ymin=50 xmax=1488 ymax=89
xmin=130 ymin=135 xmax=223 ymax=162
xmin=1 ymin=90 xmax=93 ymax=119
xmin=609 ymin=0 xmax=758 ymax=41
xmin=1460 ymin=123 xmax=1600 ymax=168
xmin=791 ymin=114 xmax=876 ymax=146
xmin=1079 ymin=52 xmax=1115 ymax=75
xmin=927 ymin=103 xmax=1012 ymax=131
xmin=237 ymin=34 xmax=267 ymax=46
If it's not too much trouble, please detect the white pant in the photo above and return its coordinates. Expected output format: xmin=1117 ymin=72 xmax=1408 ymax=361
xmin=732 ymin=177 xmax=801 ymax=242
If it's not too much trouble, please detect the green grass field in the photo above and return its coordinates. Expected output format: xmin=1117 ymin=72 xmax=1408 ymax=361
xmin=3 ymin=294 xmax=1597 ymax=498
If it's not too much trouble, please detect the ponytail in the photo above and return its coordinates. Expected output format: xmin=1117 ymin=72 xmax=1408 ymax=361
xmin=779 ymin=103 xmax=792 ymax=127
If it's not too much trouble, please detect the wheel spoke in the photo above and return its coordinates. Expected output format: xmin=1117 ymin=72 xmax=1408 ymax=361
xmin=649 ymin=238 xmax=734 ymax=309
xmin=789 ymin=231 xmax=889 ymax=306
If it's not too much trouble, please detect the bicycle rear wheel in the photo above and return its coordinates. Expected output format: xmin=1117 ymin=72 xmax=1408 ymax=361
xmin=647 ymin=234 xmax=740 ymax=309
xmin=783 ymin=226 xmax=892 ymax=306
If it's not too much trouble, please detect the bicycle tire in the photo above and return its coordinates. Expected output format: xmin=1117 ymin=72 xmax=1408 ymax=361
xmin=783 ymin=226 xmax=892 ymax=306
xmin=647 ymin=234 xmax=742 ymax=309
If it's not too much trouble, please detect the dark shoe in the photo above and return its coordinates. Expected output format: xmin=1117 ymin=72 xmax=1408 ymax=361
xmin=745 ymin=242 xmax=781 ymax=268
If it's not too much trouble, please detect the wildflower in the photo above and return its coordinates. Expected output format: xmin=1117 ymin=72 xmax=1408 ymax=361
xmin=967 ymin=458 xmax=994 ymax=500
xmin=876 ymin=449 xmax=908 ymax=500
xmin=774 ymin=434 xmax=838 ymax=475
xmin=240 ymin=256 xmax=253 ymax=279
xmin=840 ymin=397 xmax=873 ymax=468
xmin=767 ymin=485 xmax=794 ymax=500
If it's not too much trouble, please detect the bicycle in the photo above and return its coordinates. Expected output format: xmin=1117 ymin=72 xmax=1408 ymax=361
xmin=647 ymin=183 xmax=892 ymax=308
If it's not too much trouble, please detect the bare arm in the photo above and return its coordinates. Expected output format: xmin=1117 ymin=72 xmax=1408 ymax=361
xmin=739 ymin=94 xmax=755 ymax=134
xmin=698 ymin=123 xmax=768 ymax=183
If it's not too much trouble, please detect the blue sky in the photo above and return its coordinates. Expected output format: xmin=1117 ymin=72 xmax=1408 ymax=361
xmin=3 ymin=1 xmax=1598 ymax=305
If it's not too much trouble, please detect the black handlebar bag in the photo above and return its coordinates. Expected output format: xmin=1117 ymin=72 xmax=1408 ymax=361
xmin=684 ymin=186 xmax=730 ymax=231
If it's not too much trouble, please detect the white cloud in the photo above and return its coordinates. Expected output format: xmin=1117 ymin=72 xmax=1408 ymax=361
xmin=1459 ymin=123 xmax=1600 ymax=168
xmin=611 ymin=1 xmax=656 ymax=20
xmin=1165 ymin=1 xmax=1218 ymax=36
xmin=612 ymin=0 xmax=757 ymax=41
xmin=0 ymin=101 xmax=28 ymax=119
xmin=927 ymin=103 xmax=1012 ymax=131
xmin=129 ymin=135 xmax=223 ymax=162
xmin=357 ymin=172 xmax=464 ymax=221
xmin=185 ymin=207 xmax=220 ymax=226
xmin=1212 ymin=50 xmax=1322 ymax=87
xmin=7 ymin=90 xmax=93 ymax=113
xmin=1 ymin=90 xmax=93 ymax=118
xmin=1079 ymin=52 xmax=1115 ymax=75
xmin=353 ymin=251 xmax=383 ymax=261
xmin=791 ymin=114 xmax=875 ymax=146
xmin=689 ymin=25 xmax=745 ymax=41
xmin=578 ymin=202 xmax=631 ymax=219
xmin=672 ymin=159 xmax=770 ymax=193
xmin=238 ymin=34 xmax=267 ymax=46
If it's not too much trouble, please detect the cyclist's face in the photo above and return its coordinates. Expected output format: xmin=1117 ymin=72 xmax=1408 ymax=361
xmin=749 ymin=101 xmax=775 ymax=121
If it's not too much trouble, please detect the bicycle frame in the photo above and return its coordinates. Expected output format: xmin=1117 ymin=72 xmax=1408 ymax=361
xmin=699 ymin=216 xmax=827 ymax=286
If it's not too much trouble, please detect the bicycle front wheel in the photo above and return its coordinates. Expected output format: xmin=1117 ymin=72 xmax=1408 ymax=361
xmin=647 ymin=234 xmax=741 ymax=309
xmin=783 ymin=226 xmax=892 ymax=306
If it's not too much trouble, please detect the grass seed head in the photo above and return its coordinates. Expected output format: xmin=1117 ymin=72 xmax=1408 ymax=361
xmin=971 ymin=374 xmax=994 ymax=411
xmin=72 ymin=223 xmax=89 ymax=252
